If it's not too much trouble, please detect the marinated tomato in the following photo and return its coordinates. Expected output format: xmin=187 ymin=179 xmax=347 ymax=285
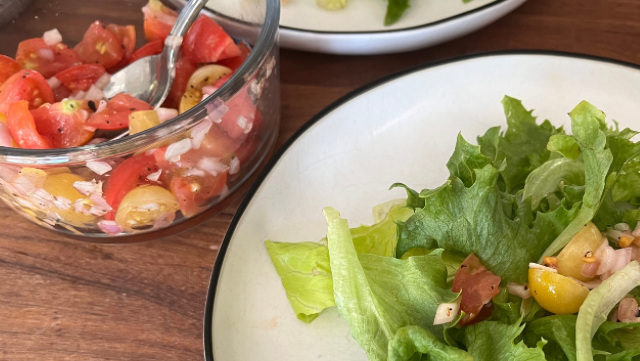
xmin=0 ymin=70 xmax=54 ymax=115
xmin=31 ymin=100 xmax=94 ymax=148
xmin=15 ymin=38 xmax=82 ymax=78
xmin=74 ymin=21 xmax=125 ymax=68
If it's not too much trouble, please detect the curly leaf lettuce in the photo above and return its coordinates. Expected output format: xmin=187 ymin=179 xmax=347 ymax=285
xmin=325 ymin=207 xmax=456 ymax=361
xmin=465 ymin=319 xmax=547 ymax=360
xmin=388 ymin=325 xmax=473 ymax=361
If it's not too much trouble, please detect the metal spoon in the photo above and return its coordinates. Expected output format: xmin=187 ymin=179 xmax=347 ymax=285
xmin=103 ymin=0 xmax=207 ymax=138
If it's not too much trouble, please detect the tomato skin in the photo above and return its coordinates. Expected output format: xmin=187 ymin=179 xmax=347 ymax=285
xmin=219 ymin=83 xmax=256 ymax=139
xmin=103 ymin=153 xmax=159 ymax=220
xmin=217 ymin=42 xmax=251 ymax=72
xmin=7 ymin=100 xmax=52 ymax=149
xmin=53 ymin=84 xmax=72 ymax=102
xmin=142 ymin=0 xmax=178 ymax=42
xmin=0 ymin=70 xmax=54 ymax=115
xmin=106 ymin=24 xmax=137 ymax=72
xmin=182 ymin=16 xmax=241 ymax=64
xmin=31 ymin=100 xmax=94 ymax=148
xmin=0 ymin=55 xmax=22 ymax=87
xmin=451 ymin=253 xmax=501 ymax=325
xmin=86 ymin=93 xmax=153 ymax=130
xmin=128 ymin=40 xmax=163 ymax=64
xmin=16 ymin=39 xmax=83 ymax=78
xmin=55 ymin=64 xmax=106 ymax=92
xmin=162 ymin=58 xmax=197 ymax=109
xmin=74 ymin=21 xmax=125 ymax=68
xmin=170 ymin=171 xmax=227 ymax=217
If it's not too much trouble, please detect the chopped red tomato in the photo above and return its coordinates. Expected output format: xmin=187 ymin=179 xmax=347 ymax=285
xmin=74 ymin=21 xmax=125 ymax=69
xmin=32 ymin=100 xmax=94 ymax=148
xmin=183 ymin=122 xmax=242 ymax=163
xmin=0 ymin=55 xmax=22 ymax=86
xmin=451 ymin=253 xmax=501 ymax=326
xmin=170 ymin=171 xmax=227 ymax=217
xmin=217 ymin=42 xmax=251 ymax=72
xmin=55 ymin=64 xmax=106 ymax=92
xmin=128 ymin=40 xmax=163 ymax=64
xmin=53 ymin=85 xmax=72 ymax=102
xmin=0 ymin=70 xmax=54 ymax=115
xmin=15 ymin=39 xmax=83 ymax=79
xmin=219 ymin=84 xmax=256 ymax=139
xmin=106 ymin=24 xmax=137 ymax=72
xmin=162 ymin=58 xmax=197 ymax=109
xmin=86 ymin=93 xmax=152 ymax=130
xmin=142 ymin=0 xmax=178 ymax=42
xmin=182 ymin=16 xmax=241 ymax=64
xmin=103 ymin=153 xmax=159 ymax=220
xmin=7 ymin=100 xmax=52 ymax=149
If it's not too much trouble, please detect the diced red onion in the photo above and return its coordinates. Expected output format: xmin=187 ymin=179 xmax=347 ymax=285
xmin=0 ymin=165 xmax=20 ymax=182
xmin=94 ymin=73 xmax=111 ymax=90
xmin=236 ymin=115 xmax=253 ymax=134
xmin=582 ymin=262 xmax=599 ymax=278
xmin=183 ymin=168 xmax=205 ymax=178
xmin=87 ymin=138 xmax=108 ymax=145
xmin=507 ymin=282 xmax=531 ymax=299
xmin=433 ymin=298 xmax=461 ymax=325
xmin=72 ymin=180 xmax=102 ymax=196
xmin=610 ymin=248 xmax=632 ymax=274
xmin=197 ymin=157 xmax=229 ymax=177
xmin=156 ymin=107 xmax=178 ymax=123
xmin=86 ymin=161 xmax=112 ymax=175
xmin=164 ymin=35 xmax=183 ymax=48
xmin=201 ymin=85 xmax=219 ymax=99
xmin=43 ymin=28 xmax=62 ymax=45
xmin=528 ymin=263 xmax=558 ymax=273
xmin=11 ymin=176 xmax=36 ymax=195
xmin=47 ymin=76 xmax=61 ymax=89
xmin=69 ymin=91 xmax=86 ymax=100
xmin=204 ymin=97 xmax=228 ymax=123
xmin=37 ymin=48 xmax=55 ymax=60
xmin=146 ymin=170 xmax=162 ymax=182
xmin=89 ymin=192 xmax=112 ymax=213
xmin=152 ymin=212 xmax=175 ymax=230
xmin=84 ymin=85 xmax=105 ymax=100
xmin=53 ymin=196 xmax=71 ymax=210
xmin=229 ymin=156 xmax=240 ymax=175
xmin=617 ymin=298 xmax=640 ymax=323
xmin=16 ymin=197 xmax=38 ymax=210
xmin=0 ymin=122 xmax=14 ymax=147
xmin=569 ymin=276 xmax=602 ymax=290
xmin=97 ymin=220 xmax=123 ymax=235
xmin=164 ymin=139 xmax=192 ymax=161
xmin=595 ymin=240 xmax=616 ymax=275
xmin=73 ymin=199 xmax=91 ymax=215
xmin=614 ymin=223 xmax=631 ymax=232
xmin=96 ymin=100 xmax=108 ymax=113
xmin=190 ymin=118 xmax=213 ymax=150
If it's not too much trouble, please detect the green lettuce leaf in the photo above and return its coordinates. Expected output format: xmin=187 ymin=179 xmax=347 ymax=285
xmin=384 ymin=0 xmax=410 ymax=26
xmin=265 ymin=241 xmax=335 ymax=322
xmin=325 ymin=207 xmax=456 ymax=361
xmin=390 ymin=183 xmax=425 ymax=210
xmin=396 ymin=161 xmax=578 ymax=283
xmin=446 ymin=133 xmax=493 ymax=187
xmin=523 ymin=158 xmax=585 ymax=210
xmin=541 ymin=101 xmax=613 ymax=260
xmin=576 ymin=261 xmax=640 ymax=361
xmin=388 ymin=325 xmax=473 ymax=361
xmin=352 ymin=201 xmax=413 ymax=257
xmin=523 ymin=315 xmax=577 ymax=361
xmin=465 ymin=319 xmax=547 ymax=360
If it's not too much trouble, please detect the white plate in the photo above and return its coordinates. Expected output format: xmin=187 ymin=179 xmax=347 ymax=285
xmin=204 ymin=52 xmax=640 ymax=361
xmin=204 ymin=0 xmax=527 ymax=54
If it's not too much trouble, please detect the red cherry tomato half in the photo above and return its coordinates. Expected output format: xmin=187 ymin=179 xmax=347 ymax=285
xmin=7 ymin=100 xmax=52 ymax=149
xmin=103 ymin=153 xmax=159 ymax=220
xmin=217 ymin=42 xmax=251 ymax=72
xmin=128 ymin=40 xmax=163 ymax=64
xmin=53 ymin=85 xmax=72 ymax=103
xmin=182 ymin=16 xmax=241 ymax=64
xmin=86 ymin=93 xmax=152 ymax=130
xmin=170 ymin=171 xmax=227 ymax=218
xmin=162 ymin=58 xmax=197 ymax=109
xmin=31 ymin=99 xmax=94 ymax=148
xmin=142 ymin=0 xmax=178 ymax=43
xmin=0 ymin=55 xmax=22 ymax=87
xmin=218 ymin=83 xmax=256 ymax=140
xmin=74 ymin=21 xmax=125 ymax=69
xmin=234 ymin=110 xmax=264 ymax=165
xmin=106 ymin=24 xmax=137 ymax=72
xmin=0 ymin=70 xmax=54 ymax=115
xmin=55 ymin=64 xmax=106 ymax=92
xmin=15 ymin=38 xmax=83 ymax=79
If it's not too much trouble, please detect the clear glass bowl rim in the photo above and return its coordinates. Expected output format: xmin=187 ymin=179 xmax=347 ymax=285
xmin=0 ymin=0 xmax=280 ymax=166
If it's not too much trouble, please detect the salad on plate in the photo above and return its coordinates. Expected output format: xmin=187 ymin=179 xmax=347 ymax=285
xmin=267 ymin=96 xmax=640 ymax=360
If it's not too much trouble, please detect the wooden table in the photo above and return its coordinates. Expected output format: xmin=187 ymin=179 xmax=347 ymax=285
xmin=1 ymin=0 xmax=638 ymax=359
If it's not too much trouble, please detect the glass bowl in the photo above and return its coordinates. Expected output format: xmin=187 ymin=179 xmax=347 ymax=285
xmin=0 ymin=0 xmax=280 ymax=242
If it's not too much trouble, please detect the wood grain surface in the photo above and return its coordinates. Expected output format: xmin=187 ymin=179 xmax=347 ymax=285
xmin=1 ymin=0 xmax=639 ymax=359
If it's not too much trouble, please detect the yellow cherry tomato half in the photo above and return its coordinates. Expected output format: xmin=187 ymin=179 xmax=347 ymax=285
xmin=129 ymin=110 xmax=160 ymax=135
xmin=529 ymin=268 xmax=590 ymax=314
xmin=557 ymin=222 xmax=603 ymax=282
xmin=178 ymin=64 xmax=232 ymax=114
xmin=43 ymin=173 xmax=96 ymax=226
xmin=115 ymin=185 xmax=179 ymax=232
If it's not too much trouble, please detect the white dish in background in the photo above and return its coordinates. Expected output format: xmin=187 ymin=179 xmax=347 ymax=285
xmin=204 ymin=52 xmax=640 ymax=361
xmin=196 ymin=0 xmax=527 ymax=54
